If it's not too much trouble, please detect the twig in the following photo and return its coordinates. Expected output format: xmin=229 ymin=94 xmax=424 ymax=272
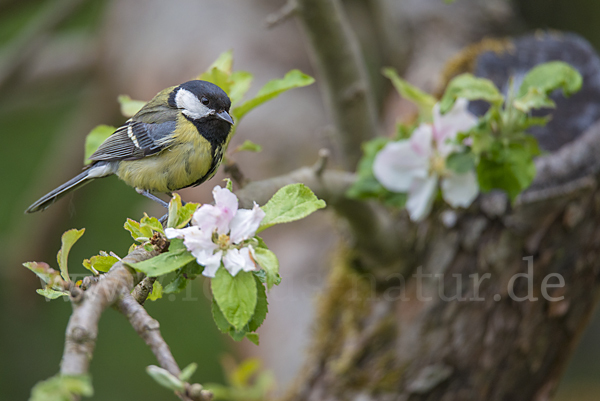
xmin=264 ymin=0 xmax=298 ymax=29
xmin=295 ymin=0 xmax=379 ymax=169
xmin=132 ymin=276 xmax=157 ymax=305
xmin=60 ymin=247 xmax=156 ymax=376
xmin=235 ymin=163 xmax=409 ymax=269
xmin=312 ymin=148 xmax=330 ymax=177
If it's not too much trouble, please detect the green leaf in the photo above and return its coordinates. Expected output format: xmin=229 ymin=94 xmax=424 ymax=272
xmin=166 ymin=193 xmax=198 ymax=229
xmin=248 ymin=276 xmax=268 ymax=331
xmin=124 ymin=218 xmax=153 ymax=242
xmin=200 ymin=67 xmax=232 ymax=96
xmin=347 ymin=137 xmax=390 ymax=200
xmin=211 ymin=298 xmax=234 ymax=333
xmin=229 ymin=71 xmax=254 ymax=105
xmin=439 ymin=73 xmax=504 ymax=114
xmin=206 ymin=50 xmax=234 ymax=75
xmin=476 ymin=144 xmax=536 ymax=201
xmin=382 ymin=67 xmax=437 ymax=121
xmin=516 ymin=61 xmax=583 ymax=99
xmin=128 ymin=239 xmax=195 ymax=277
xmin=30 ymin=374 xmax=93 ymax=401
xmin=235 ymin=140 xmax=262 ymax=153
xmin=56 ymin=229 xmax=85 ymax=282
xmin=36 ymin=288 xmax=69 ymax=299
xmin=147 ymin=280 xmax=163 ymax=301
xmin=224 ymin=178 xmax=233 ymax=191
xmin=179 ymin=363 xmax=198 ymax=383
xmin=118 ymin=95 xmax=146 ymax=118
xmin=146 ymin=365 xmax=185 ymax=392
xmin=82 ymin=254 xmax=118 ymax=274
xmin=233 ymin=70 xmax=315 ymax=122
xmin=163 ymin=262 xmax=202 ymax=294
xmin=245 ymin=333 xmax=260 ymax=346
xmin=211 ymin=269 xmax=257 ymax=330
xmin=253 ymin=248 xmax=280 ymax=290
xmin=446 ymin=152 xmax=476 ymax=174
xmin=23 ymin=261 xmax=57 ymax=284
xmin=140 ymin=214 xmax=165 ymax=234
xmin=513 ymin=87 xmax=556 ymax=113
xmin=84 ymin=125 xmax=115 ymax=165
xmin=258 ymin=184 xmax=326 ymax=231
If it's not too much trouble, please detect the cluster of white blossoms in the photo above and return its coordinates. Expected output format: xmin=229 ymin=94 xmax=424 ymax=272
xmin=165 ymin=186 xmax=265 ymax=278
xmin=373 ymin=98 xmax=480 ymax=222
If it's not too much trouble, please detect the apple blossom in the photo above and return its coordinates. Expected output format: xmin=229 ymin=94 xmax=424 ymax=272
xmin=373 ymin=98 xmax=479 ymax=221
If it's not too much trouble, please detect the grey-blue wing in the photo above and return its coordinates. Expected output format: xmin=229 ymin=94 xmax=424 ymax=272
xmin=88 ymin=120 xmax=177 ymax=162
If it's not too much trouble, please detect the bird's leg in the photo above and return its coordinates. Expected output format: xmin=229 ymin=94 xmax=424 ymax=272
xmin=136 ymin=188 xmax=169 ymax=209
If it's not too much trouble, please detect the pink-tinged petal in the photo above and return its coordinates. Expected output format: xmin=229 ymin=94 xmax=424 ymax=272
xmin=373 ymin=140 xmax=429 ymax=193
xmin=433 ymin=98 xmax=478 ymax=156
xmin=197 ymin=250 xmax=223 ymax=278
xmin=410 ymin=124 xmax=434 ymax=158
xmin=441 ymin=170 xmax=479 ymax=208
xmin=406 ymin=175 xmax=438 ymax=222
xmin=191 ymin=204 xmax=223 ymax=233
xmin=229 ymin=202 xmax=265 ymax=244
xmin=213 ymin=186 xmax=238 ymax=228
xmin=223 ymin=248 xmax=246 ymax=277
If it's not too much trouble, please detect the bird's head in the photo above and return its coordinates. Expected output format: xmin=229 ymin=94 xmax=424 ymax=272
xmin=169 ymin=80 xmax=233 ymax=125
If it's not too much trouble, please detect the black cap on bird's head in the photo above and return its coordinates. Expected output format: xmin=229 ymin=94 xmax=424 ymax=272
xmin=169 ymin=80 xmax=233 ymax=125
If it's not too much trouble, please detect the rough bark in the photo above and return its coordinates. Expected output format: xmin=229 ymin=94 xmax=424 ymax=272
xmin=282 ymin=121 xmax=600 ymax=400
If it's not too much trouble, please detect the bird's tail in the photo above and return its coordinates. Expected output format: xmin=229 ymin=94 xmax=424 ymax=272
xmin=25 ymin=170 xmax=94 ymax=213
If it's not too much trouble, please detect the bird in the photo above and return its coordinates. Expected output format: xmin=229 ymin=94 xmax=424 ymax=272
xmin=25 ymin=80 xmax=234 ymax=214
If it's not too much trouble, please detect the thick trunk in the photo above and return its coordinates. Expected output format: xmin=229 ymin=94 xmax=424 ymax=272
xmin=284 ymin=127 xmax=600 ymax=401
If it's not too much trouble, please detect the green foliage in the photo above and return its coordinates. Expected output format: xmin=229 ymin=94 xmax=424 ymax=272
xmin=439 ymin=73 xmax=504 ymax=114
xmin=167 ymin=193 xmax=198 ymax=229
xmin=30 ymin=374 xmax=93 ymax=401
xmin=57 ymin=228 xmax=85 ymax=282
xmin=514 ymin=61 xmax=583 ymax=112
xmin=382 ymin=67 xmax=436 ymax=121
xmin=83 ymin=125 xmax=115 ymax=164
xmin=82 ymin=253 xmax=118 ymax=274
xmin=258 ymin=183 xmax=326 ymax=231
xmin=147 ymin=280 xmax=163 ymax=301
xmin=179 ymin=363 xmax=198 ymax=383
xmin=211 ymin=269 xmax=257 ymax=331
xmin=118 ymin=95 xmax=146 ymax=118
xmin=352 ymin=61 xmax=583 ymax=206
xmin=146 ymin=365 xmax=185 ymax=392
xmin=204 ymin=358 xmax=275 ymax=401
xmin=234 ymin=140 xmax=262 ymax=153
xmin=128 ymin=239 xmax=197 ymax=277
xmin=252 ymin=247 xmax=280 ymax=290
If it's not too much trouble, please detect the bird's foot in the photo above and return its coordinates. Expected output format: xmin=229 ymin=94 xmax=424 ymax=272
xmin=136 ymin=189 xmax=169 ymax=209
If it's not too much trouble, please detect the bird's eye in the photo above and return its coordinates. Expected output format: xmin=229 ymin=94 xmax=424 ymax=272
xmin=201 ymin=97 xmax=209 ymax=106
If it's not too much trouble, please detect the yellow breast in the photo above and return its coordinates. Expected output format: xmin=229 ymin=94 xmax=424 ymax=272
xmin=116 ymin=115 xmax=213 ymax=193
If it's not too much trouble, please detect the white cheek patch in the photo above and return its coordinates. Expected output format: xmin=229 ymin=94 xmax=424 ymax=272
xmin=175 ymin=88 xmax=212 ymax=120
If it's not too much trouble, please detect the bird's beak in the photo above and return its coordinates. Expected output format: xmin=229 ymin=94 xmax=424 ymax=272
xmin=215 ymin=110 xmax=234 ymax=125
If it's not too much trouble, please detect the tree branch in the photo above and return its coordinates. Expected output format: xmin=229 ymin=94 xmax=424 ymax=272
xmin=235 ymin=163 xmax=411 ymax=271
xmin=60 ymin=247 xmax=156 ymax=376
xmin=295 ymin=0 xmax=379 ymax=170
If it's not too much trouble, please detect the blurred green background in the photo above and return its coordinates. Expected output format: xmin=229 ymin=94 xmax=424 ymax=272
xmin=1 ymin=0 xmax=600 ymax=400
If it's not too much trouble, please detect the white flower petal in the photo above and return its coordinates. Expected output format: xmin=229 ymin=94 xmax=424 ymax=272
xmin=406 ymin=175 xmax=438 ymax=222
xmin=239 ymin=246 xmax=258 ymax=273
xmin=197 ymin=250 xmax=223 ymax=278
xmin=191 ymin=204 xmax=223 ymax=233
xmin=409 ymin=124 xmax=434 ymax=158
xmin=164 ymin=227 xmax=190 ymax=239
xmin=373 ymin=139 xmax=429 ymax=193
xmin=223 ymin=248 xmax=246 ymax=277
xmin=441 ymin=170 xmax=479 ymax=208
xmin=433 ymin=98 xmax=478 ymax=156
xmin=229 ymin=202 xmax=265 ymax=244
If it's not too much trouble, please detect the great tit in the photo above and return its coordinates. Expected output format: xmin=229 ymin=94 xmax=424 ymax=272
xmin=25 ymin=80 xmax=234 ymax=213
